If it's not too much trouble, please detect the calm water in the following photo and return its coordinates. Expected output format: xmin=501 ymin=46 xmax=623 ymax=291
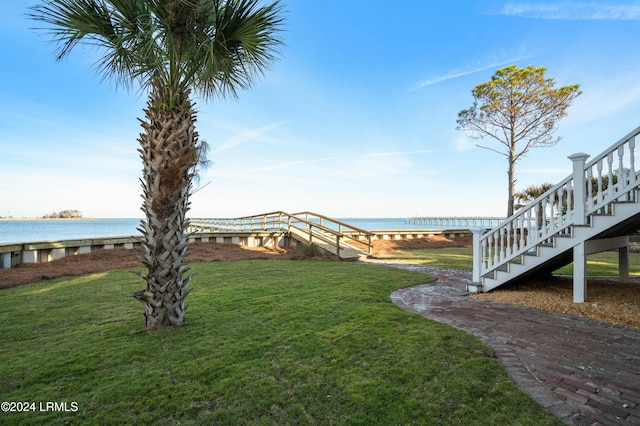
xmin=0 ymin=219 xmax=142 ymax=244
xmin=0 ymin=217 xmax=461 ymax=245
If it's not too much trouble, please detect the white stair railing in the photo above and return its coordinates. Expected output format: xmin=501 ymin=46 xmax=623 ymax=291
xmin=473 ymin=125 xmax=640 ymax=286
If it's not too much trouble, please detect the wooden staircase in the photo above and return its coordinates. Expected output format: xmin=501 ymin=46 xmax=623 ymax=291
xmin=470 ymin=126 xmax=640 ymax=301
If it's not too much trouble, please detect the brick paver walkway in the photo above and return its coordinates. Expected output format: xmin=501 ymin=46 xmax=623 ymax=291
xmin=365 ymin=260 xmax=640 ymax=425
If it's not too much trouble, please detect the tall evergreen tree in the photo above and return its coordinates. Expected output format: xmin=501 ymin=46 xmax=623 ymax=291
xmin=457 ymin=65 xmax=581 ymax=217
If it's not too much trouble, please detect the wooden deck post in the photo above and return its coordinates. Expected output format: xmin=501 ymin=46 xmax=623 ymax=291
xmin=619 ymin=245 xmax=630 ymax=283
xmin=1 ymin=253 xmax=10 ymax=269
xmin=574 ymin=236 xmax=630 ymax=302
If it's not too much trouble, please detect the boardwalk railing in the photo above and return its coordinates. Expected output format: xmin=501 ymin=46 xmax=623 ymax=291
xmin=188 ymin=211 xmax=289 ymax=233
xmin=189 ymin=211 xmax=374 ymax=258
xmin=0 ymin=236 xmax=142 ymax=269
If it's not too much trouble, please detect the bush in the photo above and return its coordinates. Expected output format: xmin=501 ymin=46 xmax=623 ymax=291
xmin=294 ymin=242 xmax=322 ymax=258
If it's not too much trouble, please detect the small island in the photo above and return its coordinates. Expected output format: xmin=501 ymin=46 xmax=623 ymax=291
xmin=41 ymin=209 xmax=83 ymax=219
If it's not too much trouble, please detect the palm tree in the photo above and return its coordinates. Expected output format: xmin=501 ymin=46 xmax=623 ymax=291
xmin=30 ymin=0 xmax=285 ymax=329
xmin=513 ymin=183 xmax=553 ymax=211
xmin=514 ymin=183 xmax=553 ymax=230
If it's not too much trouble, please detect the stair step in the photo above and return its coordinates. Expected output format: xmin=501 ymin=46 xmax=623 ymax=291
xmin=475 ymin=128 xmax=640 ymax=294
xmin=467 ymin=283 xmax=482 ymax=293
xmin=482 ymin=271 xmax=496 ymax=279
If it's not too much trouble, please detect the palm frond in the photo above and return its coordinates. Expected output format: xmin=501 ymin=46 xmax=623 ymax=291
xmin=187 ymin=0 xmax=285 ymax=99
xmin=30 ymin=0 xmax=285 ymax=98
xmin=29 ymin=0 xmax=161 ymax=89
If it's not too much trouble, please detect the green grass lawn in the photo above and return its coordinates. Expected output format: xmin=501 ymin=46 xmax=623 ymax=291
xmin=378 ymin=247 xmax=640 ymax=276
xmin=552 ymin=250 xmax=640 ymax=276
xmin=378 ymin=247 xmax=474 ymax=269
xmin=0 ymin=260 xmax=561 ymax=425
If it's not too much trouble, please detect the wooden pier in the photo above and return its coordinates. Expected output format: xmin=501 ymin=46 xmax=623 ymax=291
xmin=405 ymin=216 xmax=504 ymax=228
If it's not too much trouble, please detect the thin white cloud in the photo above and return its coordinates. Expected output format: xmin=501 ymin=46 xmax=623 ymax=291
xmin=247 ymin=150 xmax=432 ymax=173
xmin=454 ymin=136 xmax=475 ymax=152
xmin=563 ymin=76 xmax=640 ymax=124
xmin=501 ymin=2 xmax=640 ymax=20
xmin=254 ymin=156 xmax=341 ymax=172
xmin=412 ymin=55 xmax=533 ymax=90
xmin=520 ymin=167 xmax=568 ymax=174
xmin=364 ymin=149 xmax=433 ymax=157
xmin=211 ymin=121 xmax=288 ymax=154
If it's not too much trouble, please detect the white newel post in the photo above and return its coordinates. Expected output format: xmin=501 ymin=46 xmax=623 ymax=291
xmin=471 ymin=228 xmax=485 ymax=285
xmin=568 ymin=153 xmax=590 ymax=302
xmin=568 ymin=153 xmax=590 ymax=225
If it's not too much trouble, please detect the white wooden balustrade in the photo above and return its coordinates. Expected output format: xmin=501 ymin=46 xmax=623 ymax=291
xmin=471 ymin=125 xmax=640 ymax=302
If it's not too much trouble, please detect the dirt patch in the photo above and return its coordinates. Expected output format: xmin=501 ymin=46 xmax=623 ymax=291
xmin=370 ymin=234 xmax=472 ymax=255
xmin=0 ymin=242 xmax=316 ymax=290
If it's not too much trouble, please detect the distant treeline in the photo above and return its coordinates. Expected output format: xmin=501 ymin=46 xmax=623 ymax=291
xmin=42 ymin=209 xmax=83 ymax=219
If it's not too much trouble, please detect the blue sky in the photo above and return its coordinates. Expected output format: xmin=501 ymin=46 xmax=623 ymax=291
xmin=2 ymin=1 xmax=640 ymax=219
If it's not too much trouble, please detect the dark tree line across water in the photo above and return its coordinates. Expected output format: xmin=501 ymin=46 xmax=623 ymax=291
xmin=41 ymin=209 xmax=83 ymax=219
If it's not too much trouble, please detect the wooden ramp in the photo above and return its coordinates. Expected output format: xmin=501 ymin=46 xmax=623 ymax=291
xmin=189 ymin=211 xmax=372 ymax=260
xmin=288 ymin=224 xmax=365 ymax=260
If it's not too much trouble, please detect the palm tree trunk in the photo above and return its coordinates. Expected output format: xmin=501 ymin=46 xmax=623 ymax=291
xmin=132 ymin=81 xmax=198 ymax=329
